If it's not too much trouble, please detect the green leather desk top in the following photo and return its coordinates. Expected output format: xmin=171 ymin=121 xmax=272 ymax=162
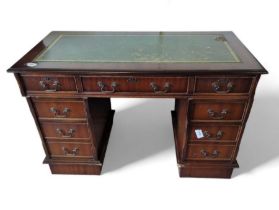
xmin=34 ymin=33 xmax=239 ymax=63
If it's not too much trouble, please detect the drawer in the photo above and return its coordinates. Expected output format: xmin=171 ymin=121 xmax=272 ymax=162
xmin=40 ymin=122 xmax=90 ymax=141
xmin=81 ymin=76 xmax=188 ymax=94
xmin=189 ymin=124 xmax=240 ymax=142
xmin=33 ymin=99 xmax=86 ymax=120
xmin=189 ymin=100 xmax=247 ymax=121
xmin=186 ymin=145 xmax=235 ymax=161
xmin=194 ymin=76 xmax=254 ymax=94
xmin=47 ymin=143 xmax=94 ymax=158
xmin=21 ymin=74 xmax=77 ymax=92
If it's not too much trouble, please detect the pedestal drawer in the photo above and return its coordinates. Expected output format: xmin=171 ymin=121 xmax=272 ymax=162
xmin=33 ymin=99 xmax=86 ymax=120
xmin=189 ymin=100 xmax=247 ymax=121
xmin=189 ymin=124 xmax=240 ymax=142
xmin=47 ymin=143 xmax=95 ymax=158
xmin=186 ymin=145 xmax=235 ymax=161
xmin=194 ymin=76 xmax=254 ymax=94
xmin=41 ymin=122 xmax=90 ymax=141
xmin=81 ymin=76 xmax=188 ymax=94
xmin=21 ymin=74 xmax=77 ymax=92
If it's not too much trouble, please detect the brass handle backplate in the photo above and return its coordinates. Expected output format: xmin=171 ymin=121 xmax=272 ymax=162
xmin=97 ymin=81 xmax=117 ymax=93
xmin=50 ymin=107 xmax=70 ymax=118
xmin=203 ymin=130 xmax=224 ymax=140
xmin=56 ymin=128 xmax=75 ymax=138
xmin=150 ymin=82 xmax=171 ymax=93
xmin=207 ymin=109 xmax=228 ymax=120
xmin=200 ymin=149 xmax=219 ymax=158
xmin=62 ymin=147 xmax=79 ymax=156
xmin=212 ymin=79 xmax=234 ymax=94
xmin=39 ymin=77 xmax=61 ymax=92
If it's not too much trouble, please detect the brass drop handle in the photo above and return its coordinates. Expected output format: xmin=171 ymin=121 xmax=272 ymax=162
xmin=208 ymin=109 xmax=228 ymax=120
xmin=203 ymin=130 xmax=224 ymax=140
xmin=150 ymin=82 xmax=171 ymax=93
xmin=212 ymin=79 xmax=234 ymax=94
xmin=97 ymin=81 xmax=117 ymax=93
xmin=200 ymin=149 xmax=219 ymax=158
xmin=50 ymin=107 xmax=70 ymax=118
xmin=56 ymin=128 xmax=75 ymax=138
xmin=62 ymin=147 xmax=79 ymax=156
xmin=39 ymin=77 xmax=61 ymax=92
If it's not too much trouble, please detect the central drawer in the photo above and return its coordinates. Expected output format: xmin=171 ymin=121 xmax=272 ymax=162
xmin=81 ymin=76 xmax=188 ymax=94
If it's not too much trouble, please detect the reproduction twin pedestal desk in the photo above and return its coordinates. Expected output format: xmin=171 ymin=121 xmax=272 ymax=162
xmin=8 ymin=31 xmax=267 ymax=178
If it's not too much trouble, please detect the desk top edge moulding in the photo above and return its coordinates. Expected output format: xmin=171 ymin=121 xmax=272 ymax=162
xmin=7 ymin=31 xmax=268 ymax=178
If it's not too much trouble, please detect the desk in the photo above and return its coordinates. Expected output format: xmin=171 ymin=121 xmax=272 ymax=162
xmin=8 ymin=31 xmax=267 ymax=178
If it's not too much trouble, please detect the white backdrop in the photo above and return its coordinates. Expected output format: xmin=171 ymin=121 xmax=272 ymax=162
xmin=0 ymin=1 xmax=278 ymax=209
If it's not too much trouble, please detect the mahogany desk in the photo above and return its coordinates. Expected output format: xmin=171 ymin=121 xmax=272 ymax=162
xmin=8 ymin=31 xmax=267 ymax=178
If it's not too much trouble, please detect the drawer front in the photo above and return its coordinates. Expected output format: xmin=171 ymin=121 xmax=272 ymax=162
xmin=189 ymin=124 xmax=240 ymax=142
xmin=186 ymin=145 xmax=235 ymax=161
xmin=47 ymin=143 xmax=94 ymax=158
xmin=41 ymin=122 xmax=90 ymax=140
xmin=190 ymin=100 xmax=247 ymax=121
xmin=33 ymin=100 xmax=86 ymax=120
xmin=81 ymin=76 xmax=188 ymax=94
xmin=194 ymin=76 xmax=253 ymax=94
xmin=21 ymin=75 xmax=77 ymax=92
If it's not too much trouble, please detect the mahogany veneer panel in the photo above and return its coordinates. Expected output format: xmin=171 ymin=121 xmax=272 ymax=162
xmin=188 ymin=124 xmax=240 ymax=142
xmin=194 ymin=76 xmax=254 ymax=94
xmin=81 ymin=76 xmax=188 ymax=94
xmin=33 ymin=99 xmax=87 ymax=120
xmin=186 ymin=144 xmax=235 ymax=161
xmin=40 ymin=122 xmax=90 ymax=141
xmin=21 ymin=74 xmax=77 ymax=93
xmin=47 ymin=142 xmax=95 ymax=158
xmin=189 ymin=100 xmax=247 ymax=122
